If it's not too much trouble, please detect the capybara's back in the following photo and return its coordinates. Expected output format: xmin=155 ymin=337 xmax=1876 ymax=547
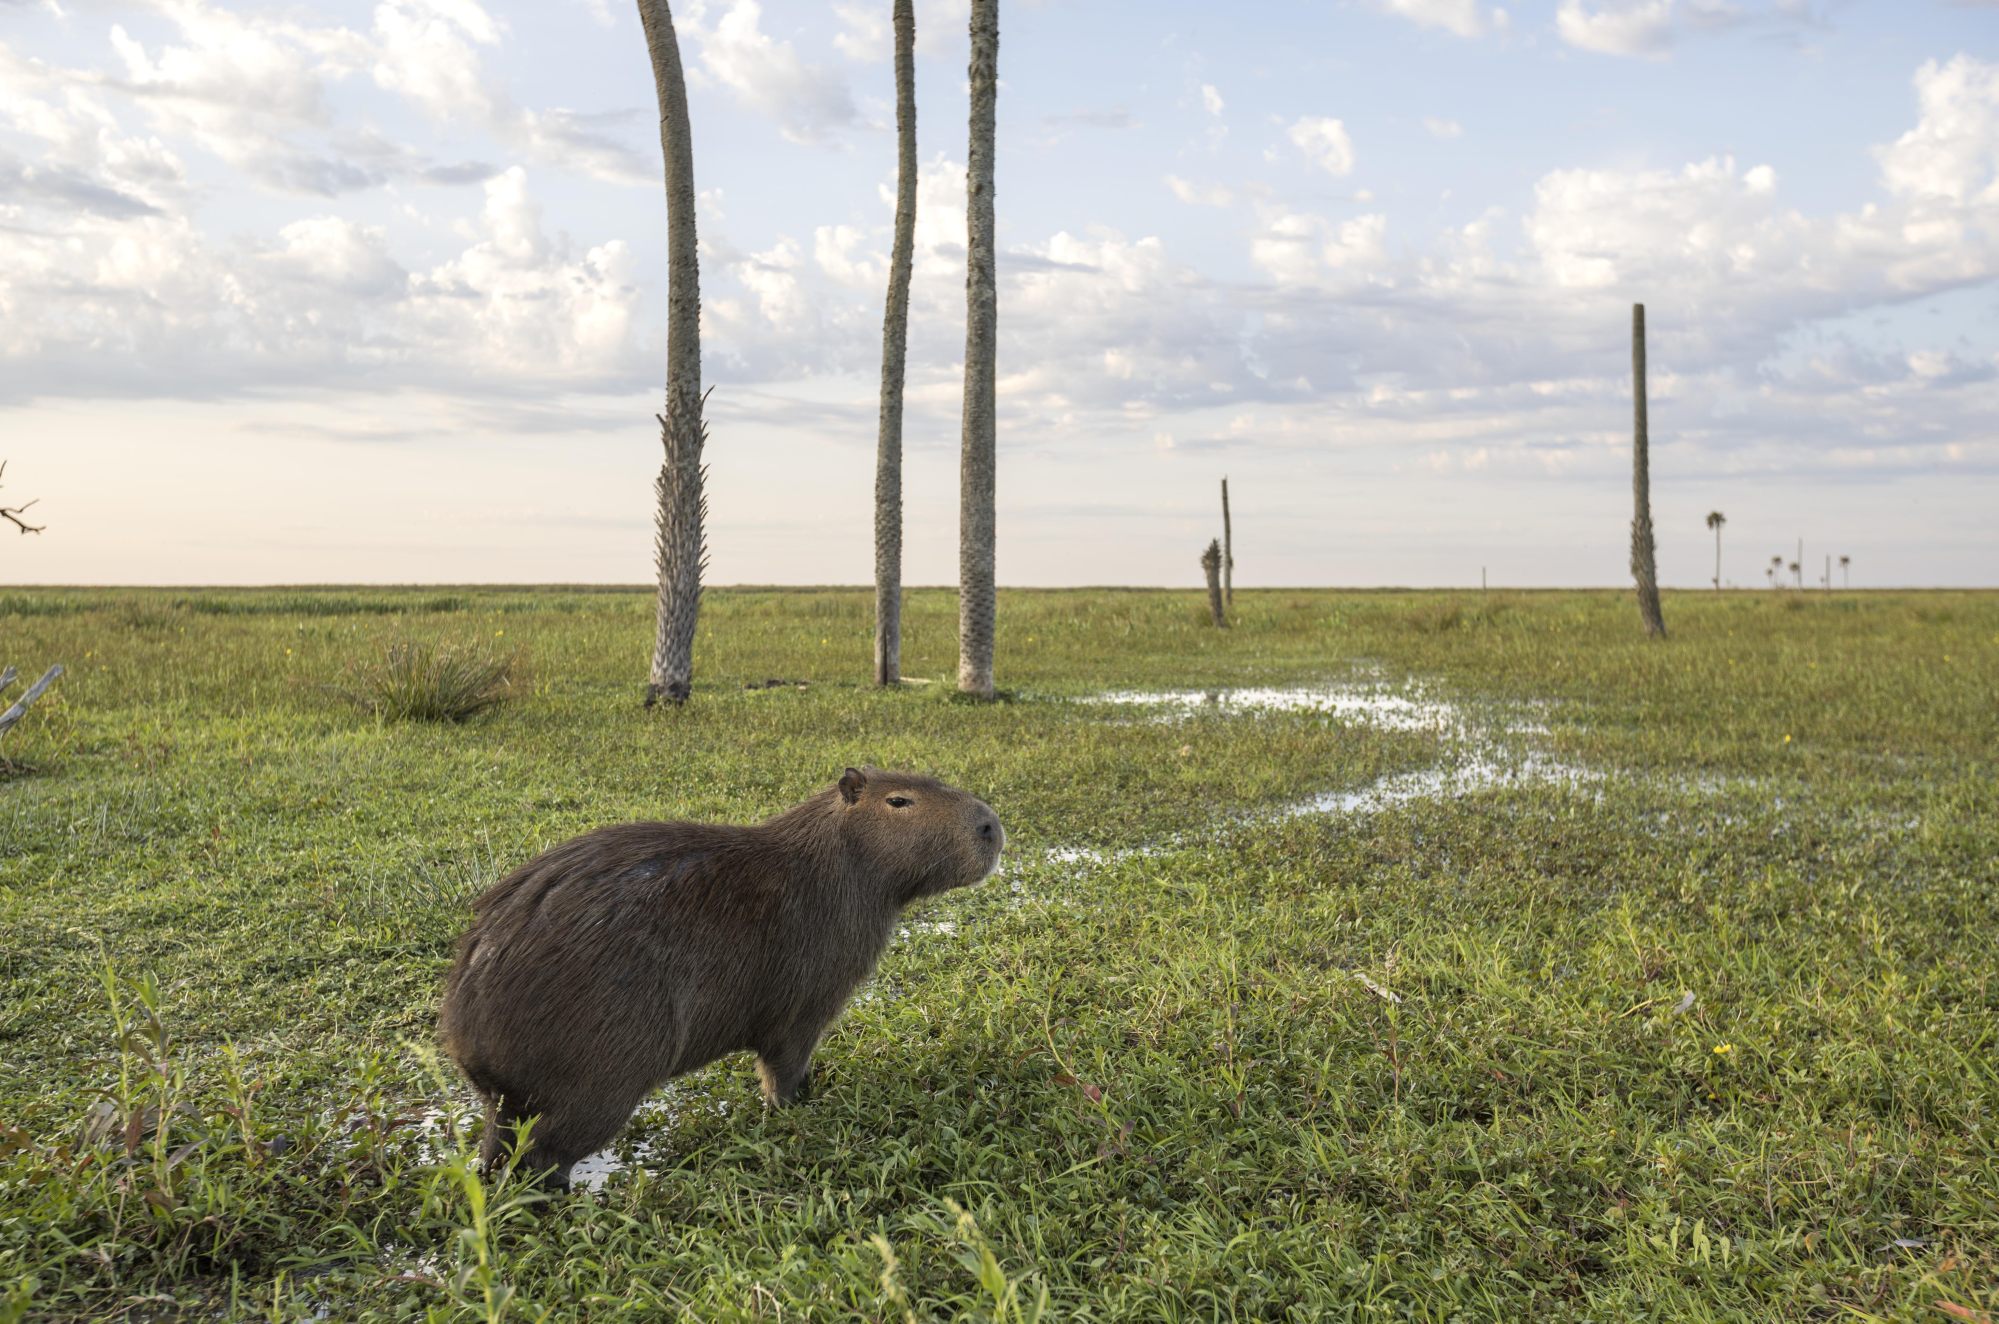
xmin=440 ymin=767 xmax=1003 ymax=1189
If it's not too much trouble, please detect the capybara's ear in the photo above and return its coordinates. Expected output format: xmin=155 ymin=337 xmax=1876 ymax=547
xmin=839 ymin=767 xmax=867 ymax=804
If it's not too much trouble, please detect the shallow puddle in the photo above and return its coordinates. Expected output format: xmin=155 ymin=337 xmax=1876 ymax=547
xmin=1084 ymin=683 xmax=1471 ymax=733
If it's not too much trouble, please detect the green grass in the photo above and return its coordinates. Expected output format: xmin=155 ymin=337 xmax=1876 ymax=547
xmin=1 ymin=586 xmax=1994 ymax=1321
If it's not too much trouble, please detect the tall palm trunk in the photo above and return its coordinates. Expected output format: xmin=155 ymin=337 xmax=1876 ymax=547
xmin=1221 ymin=476 xmax=1233 ymax=609
xmin=873 ymin=0 xmax=917 ymax=687
xmin=1630 ymin=303 xmax=1666 ymax=638
xmin=957 ymin=0 xmax=999 ymax=699
xmin=638 ymin=0 xmax=707 ymax=706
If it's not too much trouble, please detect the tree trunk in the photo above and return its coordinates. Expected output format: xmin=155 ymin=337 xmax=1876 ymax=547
xmin=1201 ymin=540 xmax=1227 ymax=628
xmin=1630 ymin=303 xmax=1666 ymax=638
xmin=1221 ymin=476 xmax=1233 ymax=610
xmin=639 ymin=0 xmax=707 ymax=707
xmin=873 ymin=0 xmax=917 ymax=688
xmin=956 ymin=0 xmax=999 ymax=699
xmin=1713 ymin=525 xmax=1721 ymax=591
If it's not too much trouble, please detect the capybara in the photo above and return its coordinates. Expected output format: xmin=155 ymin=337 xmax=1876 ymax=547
xmin=439 ymin=767 xmax=1004 ymax=1190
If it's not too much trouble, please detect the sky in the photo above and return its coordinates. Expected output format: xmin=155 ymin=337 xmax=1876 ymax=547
xmin=2 ymin=0 xmax=1996 ymax=588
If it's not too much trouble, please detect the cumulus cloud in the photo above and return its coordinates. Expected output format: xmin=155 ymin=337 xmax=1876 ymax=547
xmin=1374 ymin=0 xmax=1506 ymax=39
xmin=1555 ymin=0 xmax=1676 ymax=55
xmin=1555 ymin=0 xmax=1827 ymax=57
xmin=1165 ymin=175 xmax=1234 ymax=207
xmin=1201 ymin=84 xmax=1225 ymax=116
xmin=1251 ymin=210 xmax=1390 ymax=287
xmin=1287 ymin=116 xmax=1356 ymax=176
xmin=683 ymin=0 xmax=859 ymax=144
xmin=1876 ymin=55 xmax=1999 ymax=205
xmin=0 ymin=164 xmax=643 ymax=401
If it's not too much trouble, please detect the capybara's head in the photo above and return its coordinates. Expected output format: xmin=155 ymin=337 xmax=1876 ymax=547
xmin=836 ymin=767 xmax=1004 ymax=902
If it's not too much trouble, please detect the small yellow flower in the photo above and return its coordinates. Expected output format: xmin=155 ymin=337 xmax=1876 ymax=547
xmin=1782 ymin=734 xmax=1791 ymax=744
xmin=285 ymin=647 xmax=293 ymax=656
xmin=495 ymin=629 xmax=504 ymax=638
xmin=1713 ymin=1043 xmax=1733 ymax=1055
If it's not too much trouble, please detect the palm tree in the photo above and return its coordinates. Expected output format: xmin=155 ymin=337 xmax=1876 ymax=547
xmin=1788 ymin=560 xmax=1801 ymax=589
xmin=873 ymin=0 xmax=917 ymax=687
xmin=1201 ymin=539 xmax=1227 ymax=628
xmin=1630 ymin=304 xmax=1666 ymax=637
xmin=957 ymin=0 xmax=999 ymax=699
xmin=1705 ymin=510 xmax=1725 ymax=590
xmin=1770 ymin=554 xmax=1783 ymax=590
xmin=638 ymin=0 xmax=707 ymax=708
xmin=1840 ymin=554 xmax=1850 ymax=590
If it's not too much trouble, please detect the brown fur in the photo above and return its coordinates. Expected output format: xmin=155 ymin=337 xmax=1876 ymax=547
xmin=438 ymin=767 xmax=1003 ymax=1190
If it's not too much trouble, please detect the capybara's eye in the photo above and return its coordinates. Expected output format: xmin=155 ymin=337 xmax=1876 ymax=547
xmin=886 ymin=795 xmax=913 ymax=808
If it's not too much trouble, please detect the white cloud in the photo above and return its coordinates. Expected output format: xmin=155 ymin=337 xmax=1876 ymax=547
xmin=1374 ymin=0 xmax=1502 ymax=39
xmin=1287 ymin=116 xmax=1355 ymax=176
xmin=1201 ymin=84 xmax=1225 ymax=116
xmin=733 ymin=236 xmax=809 ymax=330
xmin=1555 ymin=0 xmax=1676 ymax=56
xmin=266 ymin=216 xmax=408 ymax=298
xmin=1876 ymin=55 xmax=1999 ymax=205
xmin=371 ymin=0 xmax=501 ymax=120
xmin=685 ymin=0 xmax=859 ymax=143
xmin=1553 ymin=0 xmax=1816 ymax=56
xmin=812 ymin=223 xmax=885 ymax=287
xmin=1424 ymin=116 xmax=1465 ymax=139
xmin=1165 ymin=175 xmax=1234 ymax=207
xmin=1251 ymin=209 xmax=1389 ymax=286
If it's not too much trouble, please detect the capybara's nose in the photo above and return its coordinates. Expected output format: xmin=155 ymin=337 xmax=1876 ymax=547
xmin=977 ymin=815 xmax=1001 ymax=846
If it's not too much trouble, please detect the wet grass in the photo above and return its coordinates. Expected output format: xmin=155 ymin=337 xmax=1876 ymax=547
xmin=1 ymin=586 xmax=1995 ymax=1321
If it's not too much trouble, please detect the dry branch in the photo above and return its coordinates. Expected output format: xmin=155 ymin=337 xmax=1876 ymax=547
xmin=1 ymin=461 xmax=44 ymax=535
xmin=0 ymin=665 xmax=63 ymax=739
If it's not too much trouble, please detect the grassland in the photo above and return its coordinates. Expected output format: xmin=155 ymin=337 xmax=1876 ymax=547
xmin=1 ymin=586 xmax=1994 ymax=1321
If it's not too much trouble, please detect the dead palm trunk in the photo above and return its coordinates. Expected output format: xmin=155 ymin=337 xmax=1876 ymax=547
xmin=956 ymin=0 xmax=999 ymax=699
xmin=1220 ymin=477 xmax=1234 ymax=610
xmin=872 ymin=0 xmax=917 ymax=688
xmin=1201 ymin=540 xmax=1227 ymax=628
xmin=638 ymin=0 xmax=707 ymax=707
xmin=1630 ymin=303 xmax=1666 ymax=638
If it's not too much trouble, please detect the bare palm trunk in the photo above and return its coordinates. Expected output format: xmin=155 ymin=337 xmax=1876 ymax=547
xmin=1713 ymin=528 xmax=1722 ymax=590
xmin=957 ymin=0 xmax=999 ymax=699
xmin=873 ymin=0 xmax=917 ymax=688
xmin=1220 ymin=476 xmax=1233 ymax=610
xmin=1630 ymin=303 xmax=1666 ymax=639
xmin=639 ymin=0 xmax=707 ymax=707
xmin=1201 ymin=540 xmax=1227 ymax=628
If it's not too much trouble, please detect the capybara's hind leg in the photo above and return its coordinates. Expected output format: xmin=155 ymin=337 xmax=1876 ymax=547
xmin=756 ymin=1034 xmax=819 ymax=1106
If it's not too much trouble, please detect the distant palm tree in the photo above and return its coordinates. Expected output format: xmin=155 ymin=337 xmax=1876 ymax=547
xmin=1201 ymin=539 xmax=1227 ymax=628
xmin=1770 ymin=554 xmax=1784 ymax=590
xmin=1705 ymin=510 xmax=1726 ymax=590
xmin=956 ymin=0 xmax=999 ymax=700
xmin=1840 ymin=554 xmax=1850 ymax=590
xmin=1788 ymin=560 xmax=1802 ymax=589
xmin=873 ymin=0 xmax=917 ymax=687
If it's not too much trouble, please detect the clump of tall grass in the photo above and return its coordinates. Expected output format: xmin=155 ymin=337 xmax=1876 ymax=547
xmin=350 ymin=641 xmax=517 ymax=723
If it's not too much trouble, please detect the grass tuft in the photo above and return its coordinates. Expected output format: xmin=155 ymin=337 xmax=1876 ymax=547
xmin=349 ymin=640 xmax=517 ymax=723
